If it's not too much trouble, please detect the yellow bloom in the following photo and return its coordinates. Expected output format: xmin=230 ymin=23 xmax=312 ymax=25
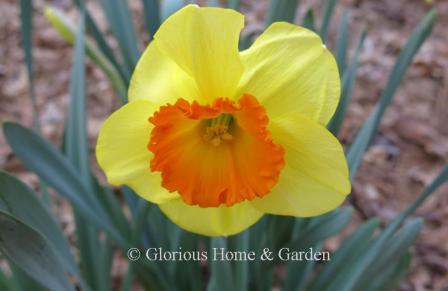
xmin=96 ymin=5 xmax=351 ymax=236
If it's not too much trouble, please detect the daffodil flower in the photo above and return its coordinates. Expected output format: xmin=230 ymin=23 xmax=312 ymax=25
xmin=96 ymin=5 xmax=351 ymax=236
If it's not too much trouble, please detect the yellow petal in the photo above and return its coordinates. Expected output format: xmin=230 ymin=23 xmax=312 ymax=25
xmin=129 ymin=41 xmax=201 ymax=104
xmin=159 ymin=198 xmax=263 ymax=236
xmin=251 ymin=113 xmax=351 ymax=216
xmin=237 ymin=22 xmax=340 ymax=125
xmin=96 ymin=100 xmax=178 ymax=203
xmin=153 ymin=5 xmax=244 ymax=100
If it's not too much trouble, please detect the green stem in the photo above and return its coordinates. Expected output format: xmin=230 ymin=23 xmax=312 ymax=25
xmin=45 ymin=7 xmax=127 ymax=102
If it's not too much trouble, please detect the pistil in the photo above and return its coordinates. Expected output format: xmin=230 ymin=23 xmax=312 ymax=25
xmin=204 ymin=114 xmax=234 ymax=146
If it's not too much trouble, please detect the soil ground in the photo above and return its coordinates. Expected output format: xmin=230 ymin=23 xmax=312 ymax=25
xmin=1 ymin=0 xmax=447 ymax=290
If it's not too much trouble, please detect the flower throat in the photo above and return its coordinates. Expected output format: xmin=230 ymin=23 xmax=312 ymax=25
xmin=203 ymin=113 xmax=234 ymax=146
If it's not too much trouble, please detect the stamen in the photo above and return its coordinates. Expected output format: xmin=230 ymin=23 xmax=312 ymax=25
xmin=203 ymin=114 xmax=233 ymax=146
xmin=148 ymin=95 xmax=285 ymax=207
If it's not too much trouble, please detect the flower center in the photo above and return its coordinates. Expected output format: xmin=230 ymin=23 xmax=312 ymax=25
xmin=203 ymin=114 xmax=234 ymax=146
xmin=148 ymin=95 xmax=285 ymax=207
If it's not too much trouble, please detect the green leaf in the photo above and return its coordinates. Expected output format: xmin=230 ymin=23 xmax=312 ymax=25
xmin=99 ymin=0 xmax=141 ymax=71
xmin=302 ymin=8 xmax=316 ymax=31
xmin=347 ymin=10 xmax=437 ymax=180
xmin=246 ymin=217 xmax=270 ymax=290
xmin=362 ymin=252 xmax=412 ymax=291
xmin=227 ymin=0 xmax=240 ymax=10
xmin=95 ymin=182 xmax=130 ymax=238
xmin=307 ymin=218 xmax=380 ymax=291
xmin=0 ymin=171 xmax=81 ymax=286
xmin=328 ymin=30 xmax=367 ymax=136
xmin=207 ymin=0 xmax=220 ymax=7
xmin=239 ymin=34 xmax=254 ymax=51
xmin=319 ymin=0 xmax=338 ymax=42
xmin=97 ymin=238 xmax=114 ymax=291
xmin=20 ymin=0 xmax=39 ymax=130
xmin=141 ymin=0 xmax=161 ymax=40
xmin=282 ymin=243 xmax=321 ymax=291
xmin=326 ymin=164 xmax=447 ymax=291
xmin=207 ymin=237 xmax=236 ymax=291
xmin=65 ymin=11 xmax=90 ymax=189
xmin=1 ymin=122 xmax=125 ymax=247
xmin=269 ymin=216 xmax=295 ymax=251
xmin=161 ymin=0 xmax=185 ymax=21
xmin=74 ymin=0 xmax=131 ymax=82
xmin=266 ymin=0 xmax=300 ymax=25
xmin=173 ymin=232 xmax=203 ymax=291
xmin=126 ymin=204 xmax=178 ymax=291
xmin=335 ymin=10 xmax=349 ymax=75
xmin=3 ymin=129 xmax=162 ymax=291
xmin=233 ymin=230 xmax=250 ymax=291
xmin=9 ymin=263 xmax=47 ymax=291
xmin=44 ymin=7 xmax=127 ymax=101
xmin=278 ymin=209 xmax=352 ymax=291
xmin=354 ymin=219 xmax=422 ymax=290
xmin=0 ymin=268 xmax=19 ymax=291
xmin=0 ymin=211 xmax=74 ymax=291
xmin=64 ymin=13 xmax=105 ymax=291
xmin=288 ymin=207 xmax=353 ymax=249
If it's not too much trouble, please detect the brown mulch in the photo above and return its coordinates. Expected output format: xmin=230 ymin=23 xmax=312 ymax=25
xmin=1 ymin=0 xmax=447 ymax=290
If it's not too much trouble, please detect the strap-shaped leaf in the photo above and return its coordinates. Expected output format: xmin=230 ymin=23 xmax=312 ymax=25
xmin=99 ymin=0 xmax=140 ymax=71
xmin=354 ymin=219 xmax=422 ymax=290
xmin=0 ymin=269 xmax=19 ymax=291
xmin=207 ymin=0 xmax=220 ymax=7
xmin=20 ymin=0 xmax=39 ymax=130
xmin=328 ymin=30 xmax=367 ymax=136
xmin=347 ymin=10 xmax=437 ymax=179
xmin=247 ymin=217 xmax=270 ymax=290
xmin=0 ymin=212 xmax=74 ymax=291
xmin=233 ymin=230 xmax=250 ymax=291
xmin=74 ymin=0 xmax=130 ymax=82
xmin=161 ymin=0 xmax=185 ymax=21
xmin=288 ymin=207 xmax=353 ymax=249
xmin=362 ymin=252 xmax=411 ymax=291
xmin=45 ymin=7 xmax=127 ymax=101
xmin=319 ymin=0 xmax=338 ymax=42
xmin=207 ymin=237 xmax=236 ymax=291
xmin=141 ymin=0 xmax=161 ymax=40
xmin=6 ymin=264 xmax=47 ymax=291
xmin=335 ymin=9 xmax=349 ymax=75
xmin=307 ymin=218 xmax=379 ymax=291
xmin=227 ymin=0 xmax=241 ymax=10
xmin=302 ymin=8 xmax=316 ymax=31
xmin=326 ymin=165 xmax=447 ymax=291
xmin=266 ymin=0 xmax=300 ymax=25
xmin=64 ymin=13 xmax=108 ymax=291
xmin=0 ymin=171 xmax=81 ymax=284
xmin=65 ymin=11 xmax=90 ymax=189
xmin=2 ymin=122 xmax=125 ymax=247
xmin=173 ymin=231 xmax=203 ymax=291
xmin=282 ymin=243 xmax=321 ymax=291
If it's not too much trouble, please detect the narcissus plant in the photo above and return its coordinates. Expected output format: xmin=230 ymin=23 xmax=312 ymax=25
xmin=96 ymin=5 xmax=351 ymax=236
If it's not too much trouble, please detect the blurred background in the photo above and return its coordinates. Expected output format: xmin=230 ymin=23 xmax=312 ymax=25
xmin=0 ymin=0 xmax=447 ymax=290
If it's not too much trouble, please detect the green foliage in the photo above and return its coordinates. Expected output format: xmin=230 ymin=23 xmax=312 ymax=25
xmin=320 ymin=0 xmax=338 ymax=42
xmin=328 ymin=29 xmax=366 ymax=136
xmin=99 ymin=0 xmax=140 ymax=71
xmin=335 ymin=9 xmax=349 ymax=75
xmin=45 ymin=7 xmax=127 ymax=101
xmin=141 ymin=0 xmax=161 ymax=40
xmin=19 ymin=0 xmax=39 ymax=130
xmin=0 ymin=212 xmax=75 ymax=291
xmin=347 ymin=9 xmax=437 ymax=180
xmin=266 ymin=0 xmax=300 ymax=25
xmin=2 ymin=1 xmax=443 ymax=291
xmin=302 ymin=8 xmax=316 ymax=31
